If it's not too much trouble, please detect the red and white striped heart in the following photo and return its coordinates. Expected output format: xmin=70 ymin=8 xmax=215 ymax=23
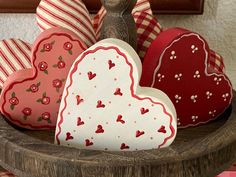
xmin=36 ymin=0 xmax=96 ymax=47
xmin=55 ymin=39 xmax=177 ymax=151
xmin=0 ymin=39 xmax=31 ymax=88
xmin=36 ymin=0 xmax=162 ymax=61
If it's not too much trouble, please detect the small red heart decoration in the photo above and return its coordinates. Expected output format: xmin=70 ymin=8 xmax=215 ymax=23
xmin=0 ymin=28 xmax=87 ymax=129
xmin=140 ymin=107 xmax=149 ymax=115
xmin=136 ymin=130 xmax=145 ymax=137
xmin=120 ymin=143 xmax=130 ymax=150
xmin=141 ymin=28 xmax=233 ymax=128
xmin=114 ymin=88 xmax=123 ymax=96
xmin=96 ymin=100 xmax=105 ymax=108
xmin=77 ymin=117 xmax=85 ymax=126
xmin=158 ymin=126 xmax=166 ymax=134
xmin=85 ymin=139 xmax=94 ymax=146
xmin=66 ymin=132 xmax=73 ymax=141
xmin=108 ymin=60 xmax=116 ymax=70
xmin=76 ymin=95 xmax=84 ymax=105
xmin=87 ymin=71 xmax=96 ymax=80
xmin=95 ymin=125 xmax=105 ymax=134
xmin=116 ymin=115 xmax=125 ymax=124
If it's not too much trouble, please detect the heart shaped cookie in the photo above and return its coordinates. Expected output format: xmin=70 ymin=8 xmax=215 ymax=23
xmin=55 ymin=39 xmax=177 ymax=151
xmin=141 ymin=28 xmax=233 ymax=128
xmin=0 ymin=39 xmax=31 ymax=88
xmin=0 ymin=27 xmax=87 ymax=129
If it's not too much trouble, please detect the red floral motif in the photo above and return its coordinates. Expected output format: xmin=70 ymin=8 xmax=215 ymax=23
xmin=58 ymin=61 xmax=66 ymax=69
xmin=22 ymin=107 xmax=32 ymax=120
xmin=22 ymin=107 xmax=32 ymax=116
xmin=42 ymin=97 xmax=50 ymax=105
xmin=9 ymin=97 xmax=19 ymax=106
xmin=37 ymin=92 xmax=50 ymax=105
xmin=42 ymin=112 xmax=50 ymax=120
xmin=53 ymin=79 xmax=63 ymax=88
xmin=30 ymin=84 xmax=39 ymax=92
xmin=52 ymin=79 xmax=65 ymax=92
xmin=38 ymin=61 xmax=48 ymax=74
xmin=26 ymin=82 xmax=41 ymax=93
xmin=38 ymin=112 xmax=51 ymax=123
xmin=53 ymin=56 xmax=66 ymax=69
xmin=9 ymin=92 xmax=19 ymax=110
xmin=43 ymin=43 xmax=52 ymax=52
xmin=64 ymin=42 xmax=73 ymax=50
xmin=64 ymin=42 xmax=73 ymax=55
xmin=40 ymin=41 xmax=55 ymax=52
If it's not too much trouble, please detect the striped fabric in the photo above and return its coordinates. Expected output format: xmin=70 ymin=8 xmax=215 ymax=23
xmin=132 ymin=0 xmax=153 ymax=14
xmin=0 ymin=0 xmax=226 ymax=90
xmin=0 ymin=39 xmax=31 ymax=88
xmin=36 ymin=0 xmax=97 ymax=47
xmin=37 ymin=0 xmax=154 ymax=46
xmin=36 ymin=0 xmax=159 ymax=62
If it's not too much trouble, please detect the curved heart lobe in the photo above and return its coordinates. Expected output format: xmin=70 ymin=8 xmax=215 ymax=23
xmin=55 ymin=39 xmax=177 ymax=151
xmin=0 ymin=28 xmax=87 ymax=129
xmin=141 ymin=28 xmax=233 ymax=128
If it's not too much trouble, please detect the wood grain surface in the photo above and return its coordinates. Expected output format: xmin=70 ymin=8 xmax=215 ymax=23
xmin=0 ymin=0 xmax=204 ymax=14
xmin=0 ymin=91 xmax=235 ymax=177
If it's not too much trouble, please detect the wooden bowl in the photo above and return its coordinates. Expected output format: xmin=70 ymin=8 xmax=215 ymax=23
xmin=0 ymin=91 xmax=235 ymax=177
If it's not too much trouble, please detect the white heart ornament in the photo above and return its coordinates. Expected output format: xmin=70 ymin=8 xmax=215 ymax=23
xmin=55 ymin=39 xmax=177 ymax=151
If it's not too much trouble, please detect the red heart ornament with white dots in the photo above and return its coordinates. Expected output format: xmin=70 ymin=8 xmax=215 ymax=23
xmin=0 ymin=28 xmax=87 ymax=129
xmin=55 ymin=39 xmax=177 ymax=151
xmin=141 ymin=28 xmax=233 ymax=128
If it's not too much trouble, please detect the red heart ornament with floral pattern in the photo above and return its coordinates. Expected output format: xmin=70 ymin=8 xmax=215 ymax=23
xmin=0 ymin=27 xmax=87 ymax=129
xmin=55 ymin=39 xmax=177 ymax=151
xmin=141 ymin=28 xmax=233 ymax=128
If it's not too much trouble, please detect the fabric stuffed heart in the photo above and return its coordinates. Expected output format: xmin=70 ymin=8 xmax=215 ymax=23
xmin=55 ymin=38 xmax=177 ymax=151
xmin=0 ymin=39 xmax=31 ymax=88
xmin=208 ymin=50 xmax=225 ymax=74
xmin=140 ymin=28 xmax=233 ymax=128
xmin=36 ymin=0 xmax=162 ymax=62
xmin=0 ymin=27 xmax=87 ymax=129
